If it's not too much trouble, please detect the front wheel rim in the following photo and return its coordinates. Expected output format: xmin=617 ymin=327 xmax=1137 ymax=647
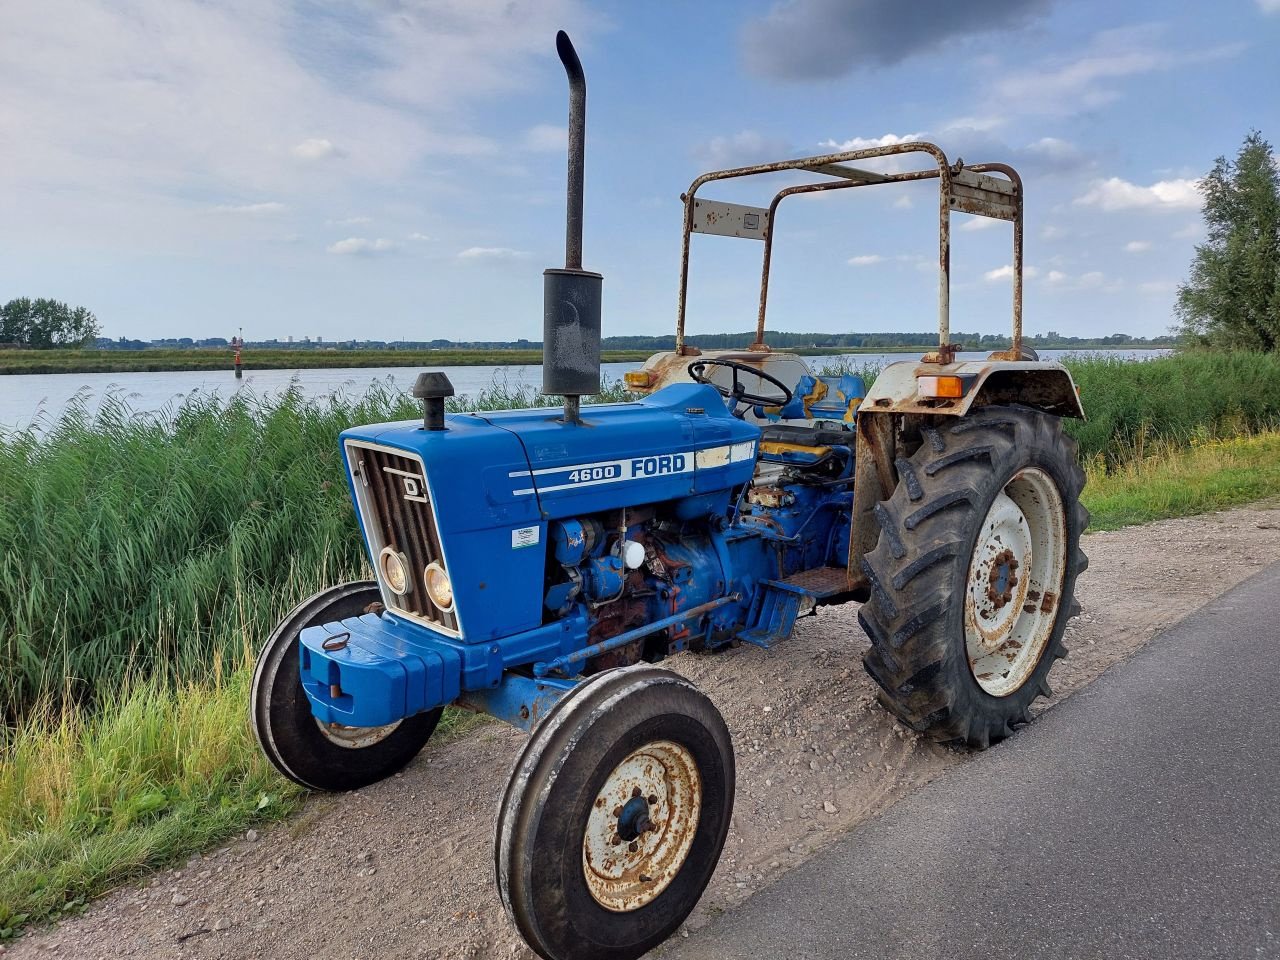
xmin=314 ymin=719 xmax=403 ymax=749
xmin=581 ymin=740 xmax=702 ymax=912
xmin=964 ymin=467 xmax=1067 ymax=697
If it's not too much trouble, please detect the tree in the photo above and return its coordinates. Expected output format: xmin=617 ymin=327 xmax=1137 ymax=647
xmin=0 ymin=298 xmax=101 ymax=348
xmin=1177 ymin=131 xmax=1280 ymax=351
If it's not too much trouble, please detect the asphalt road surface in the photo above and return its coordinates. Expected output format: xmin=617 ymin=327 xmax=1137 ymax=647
xmin=665 ymin=562 xmax=1280 ymax=960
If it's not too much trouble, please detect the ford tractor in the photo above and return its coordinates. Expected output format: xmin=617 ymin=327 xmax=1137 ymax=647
xmin=251 ymin=32 xmax=1088 ymax=960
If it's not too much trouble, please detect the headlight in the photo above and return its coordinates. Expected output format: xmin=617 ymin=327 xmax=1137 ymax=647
xmin=379 ymin=547 xmax=412 ymax=596
xmin=424 ymin=561 xmax=453 ymax=612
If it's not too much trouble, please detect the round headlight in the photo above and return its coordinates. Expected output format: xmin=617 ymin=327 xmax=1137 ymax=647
xmin=378 ymin=547 xmax=412 ymax=596
xmin=424 ymin=561 xmax=453 ymax=612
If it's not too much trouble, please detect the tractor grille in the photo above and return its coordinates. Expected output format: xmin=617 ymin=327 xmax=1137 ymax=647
xmin=347 ymin=442 xmax=459 ymax=635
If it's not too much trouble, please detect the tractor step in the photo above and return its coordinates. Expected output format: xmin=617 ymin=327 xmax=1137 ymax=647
xmin=738 ymin=567 xmax=848 ymax=649
xmin=778 ymin=565 xmax=850 ymax=598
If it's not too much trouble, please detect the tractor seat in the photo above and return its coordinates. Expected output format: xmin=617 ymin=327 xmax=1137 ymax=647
xmin=757 ymin=422 xmax=857 ymax=466
xmin=754 ymin=373 xmax=866 ymax=424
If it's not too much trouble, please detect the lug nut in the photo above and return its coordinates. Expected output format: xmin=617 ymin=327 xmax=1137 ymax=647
xmin=647 ymin=794 xmax=658 ymax=805
xmin=628 ymin=841 xmax=638 ymax=853
xmin=632 ymin=787 xmax=642 ymax=798
xmin=611 ymin=834 xmax=621 ymax=846
xmin=613 ymin=805 xmax=623 ymax=817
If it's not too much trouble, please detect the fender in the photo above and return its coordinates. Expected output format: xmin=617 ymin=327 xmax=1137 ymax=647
xmin=860 ymin=359 xmax=1085 ymax=420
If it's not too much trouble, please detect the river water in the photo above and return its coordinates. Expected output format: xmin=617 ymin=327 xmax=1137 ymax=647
xmin=0 ymin=350 xmax=1168 ymax=432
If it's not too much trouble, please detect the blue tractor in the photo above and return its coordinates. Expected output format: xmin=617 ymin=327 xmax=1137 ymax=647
xmin=251 ymin=32 xmax=1088 ymax=960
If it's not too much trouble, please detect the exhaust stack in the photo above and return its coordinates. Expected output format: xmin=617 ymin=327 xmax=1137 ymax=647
xmin=542 ymin=30 xmax=602 ymax=425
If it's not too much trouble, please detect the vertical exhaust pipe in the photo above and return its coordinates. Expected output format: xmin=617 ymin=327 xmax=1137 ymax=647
xmin=542 ymin=30 xmax=602 ymax=425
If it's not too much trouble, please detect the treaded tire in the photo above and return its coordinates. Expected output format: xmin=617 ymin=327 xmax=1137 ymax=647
xmin=859 ymin=406 xmax=1088 ymax=748
xmin=250 ymin=581 xmax=443 ymax=791
xmin=495 ymin=665 xmax=734 ymax=960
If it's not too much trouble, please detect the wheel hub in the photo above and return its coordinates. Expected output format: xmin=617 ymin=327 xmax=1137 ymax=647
xmin=964 ymin=468 xmax=1067 ymax=697
xmin=582 ymin=740 xmax=702 ymax=912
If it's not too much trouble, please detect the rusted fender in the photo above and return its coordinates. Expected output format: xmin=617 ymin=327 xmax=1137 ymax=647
xmin=861 ymin=359 xmax=1085 ymax=419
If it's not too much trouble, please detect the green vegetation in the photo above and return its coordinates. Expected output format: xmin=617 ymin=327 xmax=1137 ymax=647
xmin=3 ymin=351 xmax=1279 ymax=935
xmin=0 ymin=347 xmax=653 ymax=375
xmin=0 ymin=339 xmax=1169 ymax=375
xmin=1083 ymin=431 xmax=1280 ymax=530
xmin=1177 ymin=130 xmax=1279 ymax=352
xmin=0 ymin=299 xmax=100 ymax=349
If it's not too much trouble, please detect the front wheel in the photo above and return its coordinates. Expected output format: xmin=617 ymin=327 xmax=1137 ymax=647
xmin=250 ymin=581 xmax=443 ymax=791
xmin=495 ymin=665 xmax=734 ymax=960
xmin=859 ymin=406 xmax=1088 ymax=748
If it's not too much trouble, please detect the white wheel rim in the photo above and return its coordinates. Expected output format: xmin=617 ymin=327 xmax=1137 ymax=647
xmin=314 ymin=719 xmax=402 ymax=749
xmin=582 ymin=740 xmax=702 ymax=912
xmin=964 ymin=467 xmax=1067 ymax=697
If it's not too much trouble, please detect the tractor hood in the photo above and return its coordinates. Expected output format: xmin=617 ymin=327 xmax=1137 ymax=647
xmin=338 ymin=382 xmax=759 ymax=643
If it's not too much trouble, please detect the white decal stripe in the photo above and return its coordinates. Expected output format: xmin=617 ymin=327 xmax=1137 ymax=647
xmin=510 ymin=443 xmax=755 ymax=497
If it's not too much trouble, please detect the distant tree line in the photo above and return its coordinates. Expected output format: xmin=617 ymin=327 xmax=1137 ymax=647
xmin=1 ymin=298 xmax=101 ymax=348
xmin=82 ymin=330 xmax=1176 ymax=353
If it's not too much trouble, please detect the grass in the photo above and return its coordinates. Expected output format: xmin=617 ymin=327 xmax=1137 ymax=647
xmin=2 ymin=351 xmax=1279 ymax=935
xmin=0 ymin=347 xmax=656 ymax=375
xmin=1083 ymin=430 xmax=1280 ymax=530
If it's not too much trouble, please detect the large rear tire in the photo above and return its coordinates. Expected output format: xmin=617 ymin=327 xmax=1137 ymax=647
xmin=859 ymin=406 xmax=1088 ymax=748
xmin=250 ymin=581 xmax=443 ymax=791
xmin=496 ymin=665 xmax=734 ymax=960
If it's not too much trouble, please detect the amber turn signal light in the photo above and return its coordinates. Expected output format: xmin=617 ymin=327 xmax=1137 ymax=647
xmin=916 ymin=375 xmax=965 ymax=399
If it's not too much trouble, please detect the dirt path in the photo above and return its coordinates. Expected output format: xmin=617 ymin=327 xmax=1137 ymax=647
xmin=11 ymin=504 xmax=1280 ymax=960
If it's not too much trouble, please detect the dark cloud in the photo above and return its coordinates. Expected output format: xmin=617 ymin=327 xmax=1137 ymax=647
xmin=741 ymin=0 xmax=1053 ymax=80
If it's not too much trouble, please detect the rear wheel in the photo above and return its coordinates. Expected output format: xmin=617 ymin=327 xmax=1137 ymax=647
xmin=859 ymin=406 xmax=1088 ymax=748
xmin=496 ymin=665 xmax=734 ymax=960
xmin=250 ymin=581 xmax=442 ymax=790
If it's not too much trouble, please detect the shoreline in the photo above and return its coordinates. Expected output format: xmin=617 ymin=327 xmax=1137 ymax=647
xmin=0 ymin=345 xmax=1170 ymax=376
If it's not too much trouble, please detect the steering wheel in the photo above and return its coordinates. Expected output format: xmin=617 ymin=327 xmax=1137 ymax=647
xmin=687 ymin=359 xmax=794 ymax=409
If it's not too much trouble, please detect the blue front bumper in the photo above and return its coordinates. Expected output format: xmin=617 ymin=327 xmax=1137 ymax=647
xmin=298 ymin=610 xmax=589 ymax=727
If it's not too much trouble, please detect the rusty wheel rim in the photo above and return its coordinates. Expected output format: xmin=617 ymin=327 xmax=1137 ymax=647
xmin=964 ymin=467 xmax=1066 ymax=697
xmin=314 ymin=719 xmax=403 ymax=750
xmin=581 ymin=739 xmax=701 ymax=912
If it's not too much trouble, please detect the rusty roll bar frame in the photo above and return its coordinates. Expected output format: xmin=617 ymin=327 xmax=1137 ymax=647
xmin=674 ymin=142 xmax=1025 ymax=363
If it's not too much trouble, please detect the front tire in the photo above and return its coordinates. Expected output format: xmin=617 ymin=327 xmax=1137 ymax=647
xmin=496 ymin=665 xmax=734 ymax=960
xmin=250 ymin=581 xmax=443 ymax=791
xmin=859 ymin=406 xmax=1088 ymax=748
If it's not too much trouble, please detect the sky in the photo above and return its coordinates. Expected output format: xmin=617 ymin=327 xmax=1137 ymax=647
xmin=1 ymin=0 xmax=1277 ymax=344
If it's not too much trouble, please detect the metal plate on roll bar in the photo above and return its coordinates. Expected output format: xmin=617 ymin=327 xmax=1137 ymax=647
xmin=691 ymin=199 xmax=771 ymax=240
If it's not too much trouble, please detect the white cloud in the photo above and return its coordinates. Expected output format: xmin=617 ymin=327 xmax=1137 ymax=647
xmin=457 ymin=246 xmax=530 ymax=260
xmin=984 ymin=264 xmax=1039 ymax=282
xmin=1046 ymin=270 xmax=1067 ymax=284
xmin=328 ymin=216 xmax=371 ymax=226
xmin=1078 ymin=271 xmax=1107 ymax=288
xmin=992 ymin=26 xmax=1244 ymax=116
xmin=848 ymin=254 xmax=884 ymax=266
xmin=694 ymin=130 xmax=792 ymax=167
xmin=1124 ymin=240 xmax=1152 ymax=253
xmin=407 ymin=232 xmax=432 ymax=241
xmin=1074 ymin=177 xmax=1201 ymax=211
xmin=1041 ymin=225 xmax=1066 ymax=240
xmin=0 ymin=0 xmax=598 ymax=251
xmin=959 ymin=217 xmax=1000 ymax=232
xmin=940 ymin=116 xmax=1005 ymax=134
xmin=292 ymin=138 xmax=339 ymax=161
xmin=1174 ymin=223 xmax=1204 ymax=240
xmin=820 ymin=132 xmax=925 ymax=152
xmin=522 ymin=124 xmax=567 ymax=152
xmin=214 ymin=201 xmax=286 ymax=215
xmin=327 ymin=237 xmax=396 ymax=255
xmin=1139 ymin=280 xmax=1177 ymax=294
xmin=893 ymin=195 xmax=913 ymax=209
xmin=1260 ymin=0 xmax=1280 ymax=12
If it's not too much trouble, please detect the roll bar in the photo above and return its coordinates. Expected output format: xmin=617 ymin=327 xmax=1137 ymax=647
xmin=675 ymin=142 xmax=1025 ymax=363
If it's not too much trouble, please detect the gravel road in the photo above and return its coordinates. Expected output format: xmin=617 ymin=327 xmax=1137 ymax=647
xmin=9 ymin=503 xmax=1280 ymax=960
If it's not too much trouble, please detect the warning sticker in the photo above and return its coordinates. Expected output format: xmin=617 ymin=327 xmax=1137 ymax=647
xmin=511 ymin=525 xmax=540 ymax=549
